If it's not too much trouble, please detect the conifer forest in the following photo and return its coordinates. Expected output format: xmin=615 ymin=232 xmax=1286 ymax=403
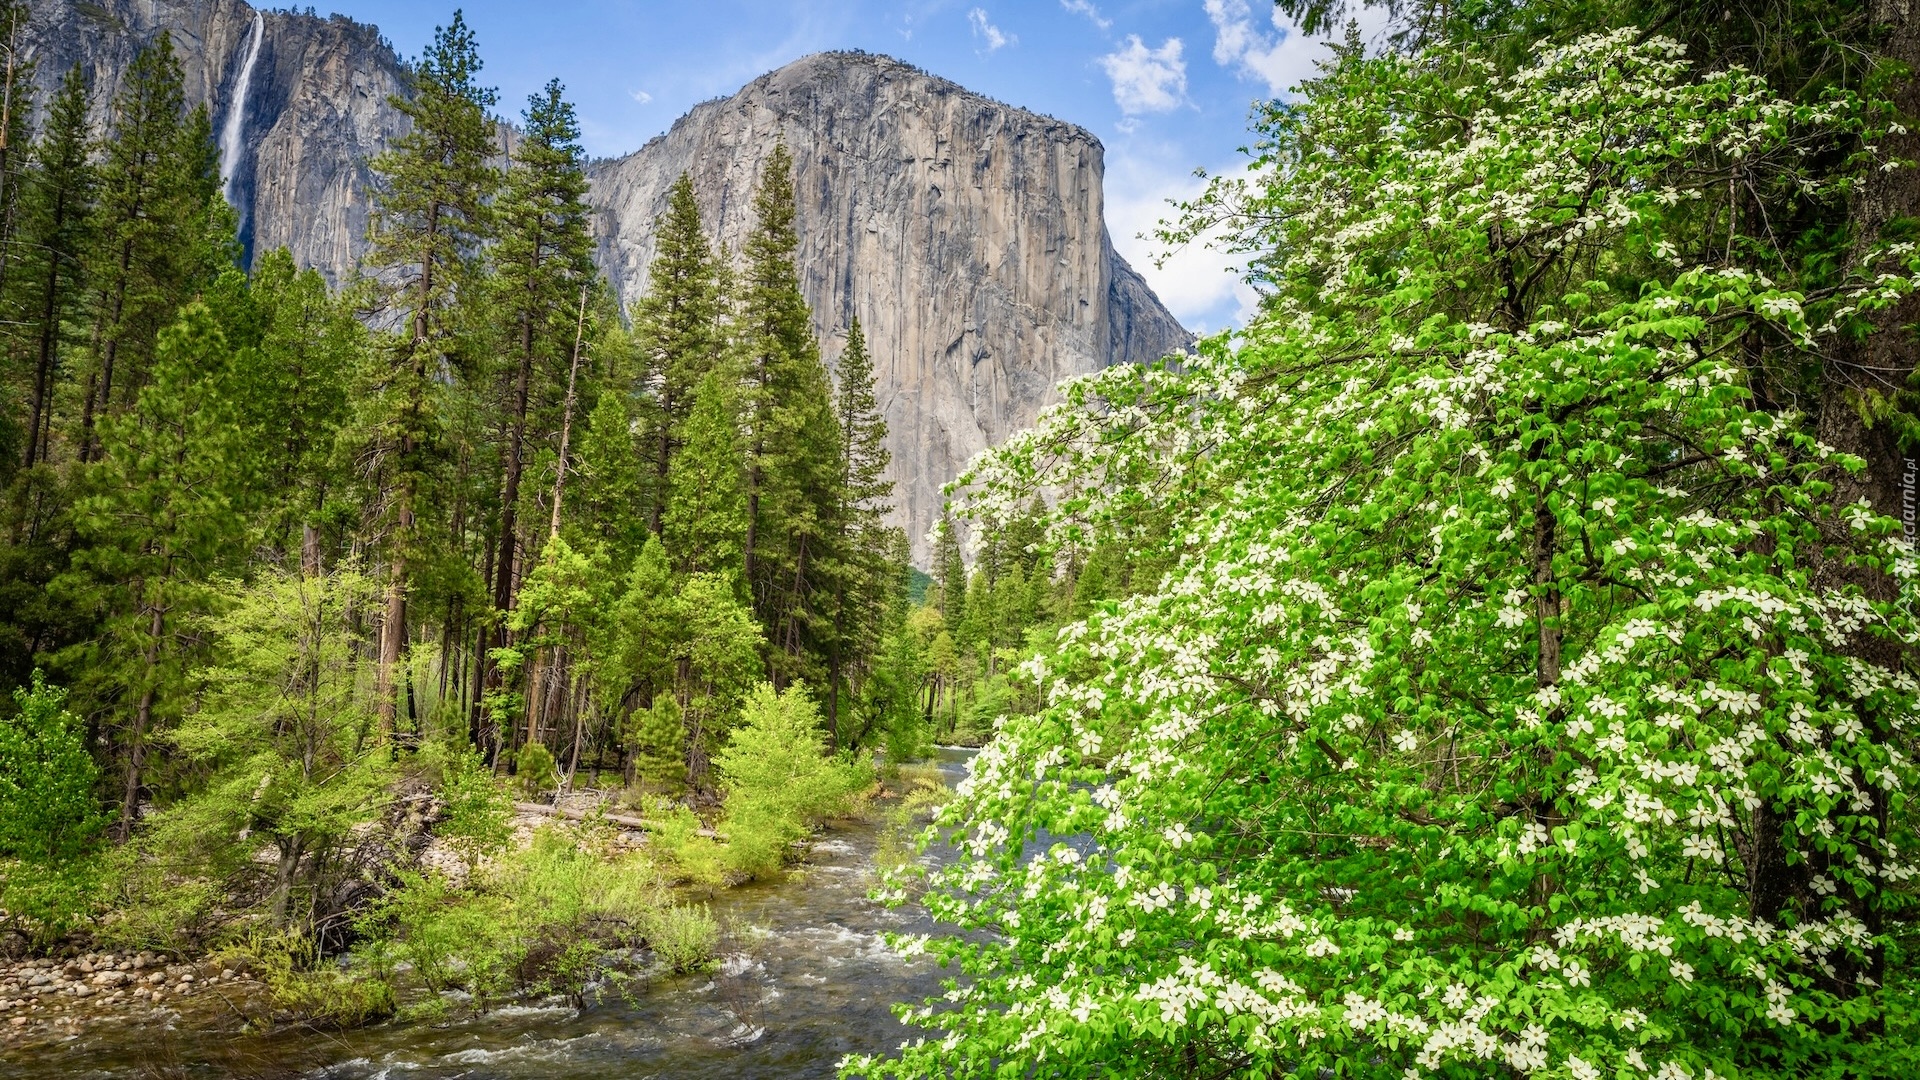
xmin=6 ymin=0 xmax=1920 ymax=1076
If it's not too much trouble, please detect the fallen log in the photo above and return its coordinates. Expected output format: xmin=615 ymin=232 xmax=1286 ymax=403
xmin=511 ymin=801 xmax=722 ymax=838
xmin=513 ymin=801 xmax=650 ymax=830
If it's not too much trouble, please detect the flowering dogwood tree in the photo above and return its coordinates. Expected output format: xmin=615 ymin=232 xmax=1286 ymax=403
xmin=849 ymin=32 xmax=1920 ymax=1079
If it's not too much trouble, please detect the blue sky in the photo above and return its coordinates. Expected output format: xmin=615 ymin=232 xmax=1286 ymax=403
xmin=321 ymin=1 xmax=1378 ymax=333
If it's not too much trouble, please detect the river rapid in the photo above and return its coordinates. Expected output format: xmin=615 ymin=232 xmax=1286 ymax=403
xmin=0 ymin=749 xmax=975 ymax=1080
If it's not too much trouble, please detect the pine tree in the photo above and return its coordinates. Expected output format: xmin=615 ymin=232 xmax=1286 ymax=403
xmin=825 ymin=316 xmax=893 ymax=735
xmin=572 ymin=390 xmax=649 ymax=568
xmin=231 ymin=249 xmax=358 ymax=567
xmin=75 ymin=33 xmax=223 ymax=462
xmin=931 ymin=514 xmax=966 ymax=626
xmin=61 ymin=302 xmax=250 ymax=837
xmin=364 ymin=11 xmax=498 ymax=737
xmin=0 ymin=1 xmax=37 ymax=302
xmin=10 ymin=67 xmax=93 ymax=475
xmin=737 ymin=142 xmax=844 ymax=684
xmin=663 ymin=371 xmax=747 ymax=576
xmin=478 ymin=77 xmax=591 ymax=748
xmin=634 ymin=173 xmax=722 ymax=534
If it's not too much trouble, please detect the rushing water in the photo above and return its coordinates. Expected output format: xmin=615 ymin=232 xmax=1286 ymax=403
xmin=7 ymin=749 xmax=974 ymax=1080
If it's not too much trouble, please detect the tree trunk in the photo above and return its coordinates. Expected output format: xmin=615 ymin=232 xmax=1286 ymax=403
xmin=117 ymin=603 xmax=165 ymax=841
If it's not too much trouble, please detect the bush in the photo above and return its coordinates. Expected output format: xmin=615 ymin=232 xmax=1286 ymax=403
xmin=513 ymin=742 xmax=558 ymax=798
xmin=643 ymin=800 xmax=729 ymax=888
xmin=353 ymin=825 xmax=717 ymax=1012
xmin=220 ymin=931 xmax=395 ymax=1030
xmin=0 ymin=672 xmax=110 ymax=949
xmin=714 ymin=683 xmax=872 ymax=879
xmin=433 ymin=743 xmax=513 ymax=872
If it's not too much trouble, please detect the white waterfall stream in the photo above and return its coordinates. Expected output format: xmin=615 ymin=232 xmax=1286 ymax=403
xmin=218 ymin=11 xmax=265 ymax=210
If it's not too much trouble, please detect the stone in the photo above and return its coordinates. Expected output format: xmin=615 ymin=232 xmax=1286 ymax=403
xmin=588 ymin=52 xmax=1189 ymax=561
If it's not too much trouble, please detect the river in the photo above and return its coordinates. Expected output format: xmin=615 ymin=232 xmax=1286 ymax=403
xmin=3 ymin=749 xmax=973 ymax=1080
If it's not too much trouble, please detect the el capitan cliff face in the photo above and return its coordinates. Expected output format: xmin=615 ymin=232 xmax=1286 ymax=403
xmin=23 ymin=8 xmax=1188 ymax=562
xmin=587 ymin=52 xmax=1189 ymax=562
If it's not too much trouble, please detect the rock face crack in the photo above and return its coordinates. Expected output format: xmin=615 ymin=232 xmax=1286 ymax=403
xmin=26 ymin=9 xmax=1191 ymax=563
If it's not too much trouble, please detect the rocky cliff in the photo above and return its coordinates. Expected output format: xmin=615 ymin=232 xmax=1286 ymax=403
xmin=23 ymin=7 xmax=1189 ymax=562
xmin=23 ymin=0 xmax=407 ymax=283
xmin=589 ymin=52 xmax=1190 ymax=561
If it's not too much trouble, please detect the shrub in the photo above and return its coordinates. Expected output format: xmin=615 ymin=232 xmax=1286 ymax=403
xmin=643 ymin=800 xmax=729 ymax=888
xmin=714 ymin=683 xmax=872 ymax=879
xmin=0 ymin=672 xmax=110 ymax=949
xmin=433 ymin=743 xmax=513 ymax=872
xmin=513 ymin=742 xmax=558 ymax=797
xmin=352 ymin=825 xmax=717 ymax=1012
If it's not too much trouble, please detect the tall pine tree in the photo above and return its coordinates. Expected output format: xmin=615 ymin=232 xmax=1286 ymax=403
xmin=634 ymin=173 xmax=722 ymax=534
xmin=826 ymin=316 xmax=893 ymax=737
xmin=76 ymin=33 xmax=223 ymax=462
xmin=10 ymin=67 xmax=93 ymax=475
xmin=736 ymin=142 xmax=843 ymax=685
xmin=478 ymin=77 xmax=592 ymax=749
xmin=61 ymin=302 xmax=251 ymax=836
xmin=663 ymin=370 xmax=748 ymax=577
xmin=364 ymin=11 xmax=498 ymax=737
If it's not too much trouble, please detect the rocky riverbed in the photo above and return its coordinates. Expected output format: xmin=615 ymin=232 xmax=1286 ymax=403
xmin=0 ymin=950 xmax=263 ymax=1052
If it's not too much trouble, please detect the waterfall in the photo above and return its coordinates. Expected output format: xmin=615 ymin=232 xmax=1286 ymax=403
xmin=219 ymin=11 xmax=264 ymax=209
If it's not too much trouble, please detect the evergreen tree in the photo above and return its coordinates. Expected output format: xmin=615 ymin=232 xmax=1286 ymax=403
xmin=634 ymin=173 xmax=722 ymax=534
xmin=75 ymin=33 xmax=223 ymax=462
xmin=0 ymin=1 xmax=37 ymax=310
xmin=825 ymin=316 xmax=893 ymax=735
xmin=931 ymin=514 xmax=965 ymax=626
xmin=479 ymin=77 xmax=592 ymax=748
xmin=9 ymin=67 xmax=93 ymax=475
xmin=663 ymin=370 xmax=747 ymax=576
xmin=364 ymin=10 xmax=499 ymax=737
xmin=60 ymin=302 xmax=250 ymax=837
xmin=736 ymin=142 xmax=844 ymax=684
xmin=232 ymin=249 xmax=358 ymax=567
xmin=572 ymin=389 xmax=649 ymax=568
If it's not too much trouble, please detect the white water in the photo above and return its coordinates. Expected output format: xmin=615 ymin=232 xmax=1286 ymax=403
xmin=219 ymin=11 xmax=265 ymax=209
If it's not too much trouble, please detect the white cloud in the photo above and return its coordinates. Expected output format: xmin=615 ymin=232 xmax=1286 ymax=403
xmin=1105 ymin=151 xmax=1259 ymax=332
xmin=968 ymin=8 xmax=1015 ymax=52
xmin=1099 ymin=35 xmax=1187 ymax=115
xmin=628 ymin=89 xmax=653 ymax=105
xmin=1060 ymin=0 xmax=1111 ymax=30
xmin=1204 ymin=0 xmax=1366 ymax=97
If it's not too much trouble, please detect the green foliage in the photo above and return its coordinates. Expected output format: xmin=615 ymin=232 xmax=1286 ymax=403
xmin=636 ymin=172 xmax=724 ymax=530
xmin=714 ymin=683 xmax=870 ymax=879
xmin=513 ymin=741 xmax=558 ymax=797
xmin=663 ymin=371 xmax=748 ymax=575
xmin=0 ymin=672 xmax=107 ymax=862
xmin=434 ymin=743 xmax=513 ymax=872
xmin=859 ymin=31 xmax=1920 ymax=1080
xmin=356 ymin=826 xmax=715 ymax=1010
xmin=0 ymin=672 xmax=108 ymax=948
xmin=626 ymin=694 xmax=686 ymax=792
xmin=222 ymin=930 xmax=396 ymax=1029
xmin=77 ymin=32 xmax=227 ymax=460
xmin=642 ymin=800 xmax=729 ymax=888
xmin=61 ymin=301 xmax=253 ymax=832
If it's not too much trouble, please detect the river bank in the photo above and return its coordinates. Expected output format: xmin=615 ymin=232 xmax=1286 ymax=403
xmin=0 ymin=749 xmax=971 ymax=1079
